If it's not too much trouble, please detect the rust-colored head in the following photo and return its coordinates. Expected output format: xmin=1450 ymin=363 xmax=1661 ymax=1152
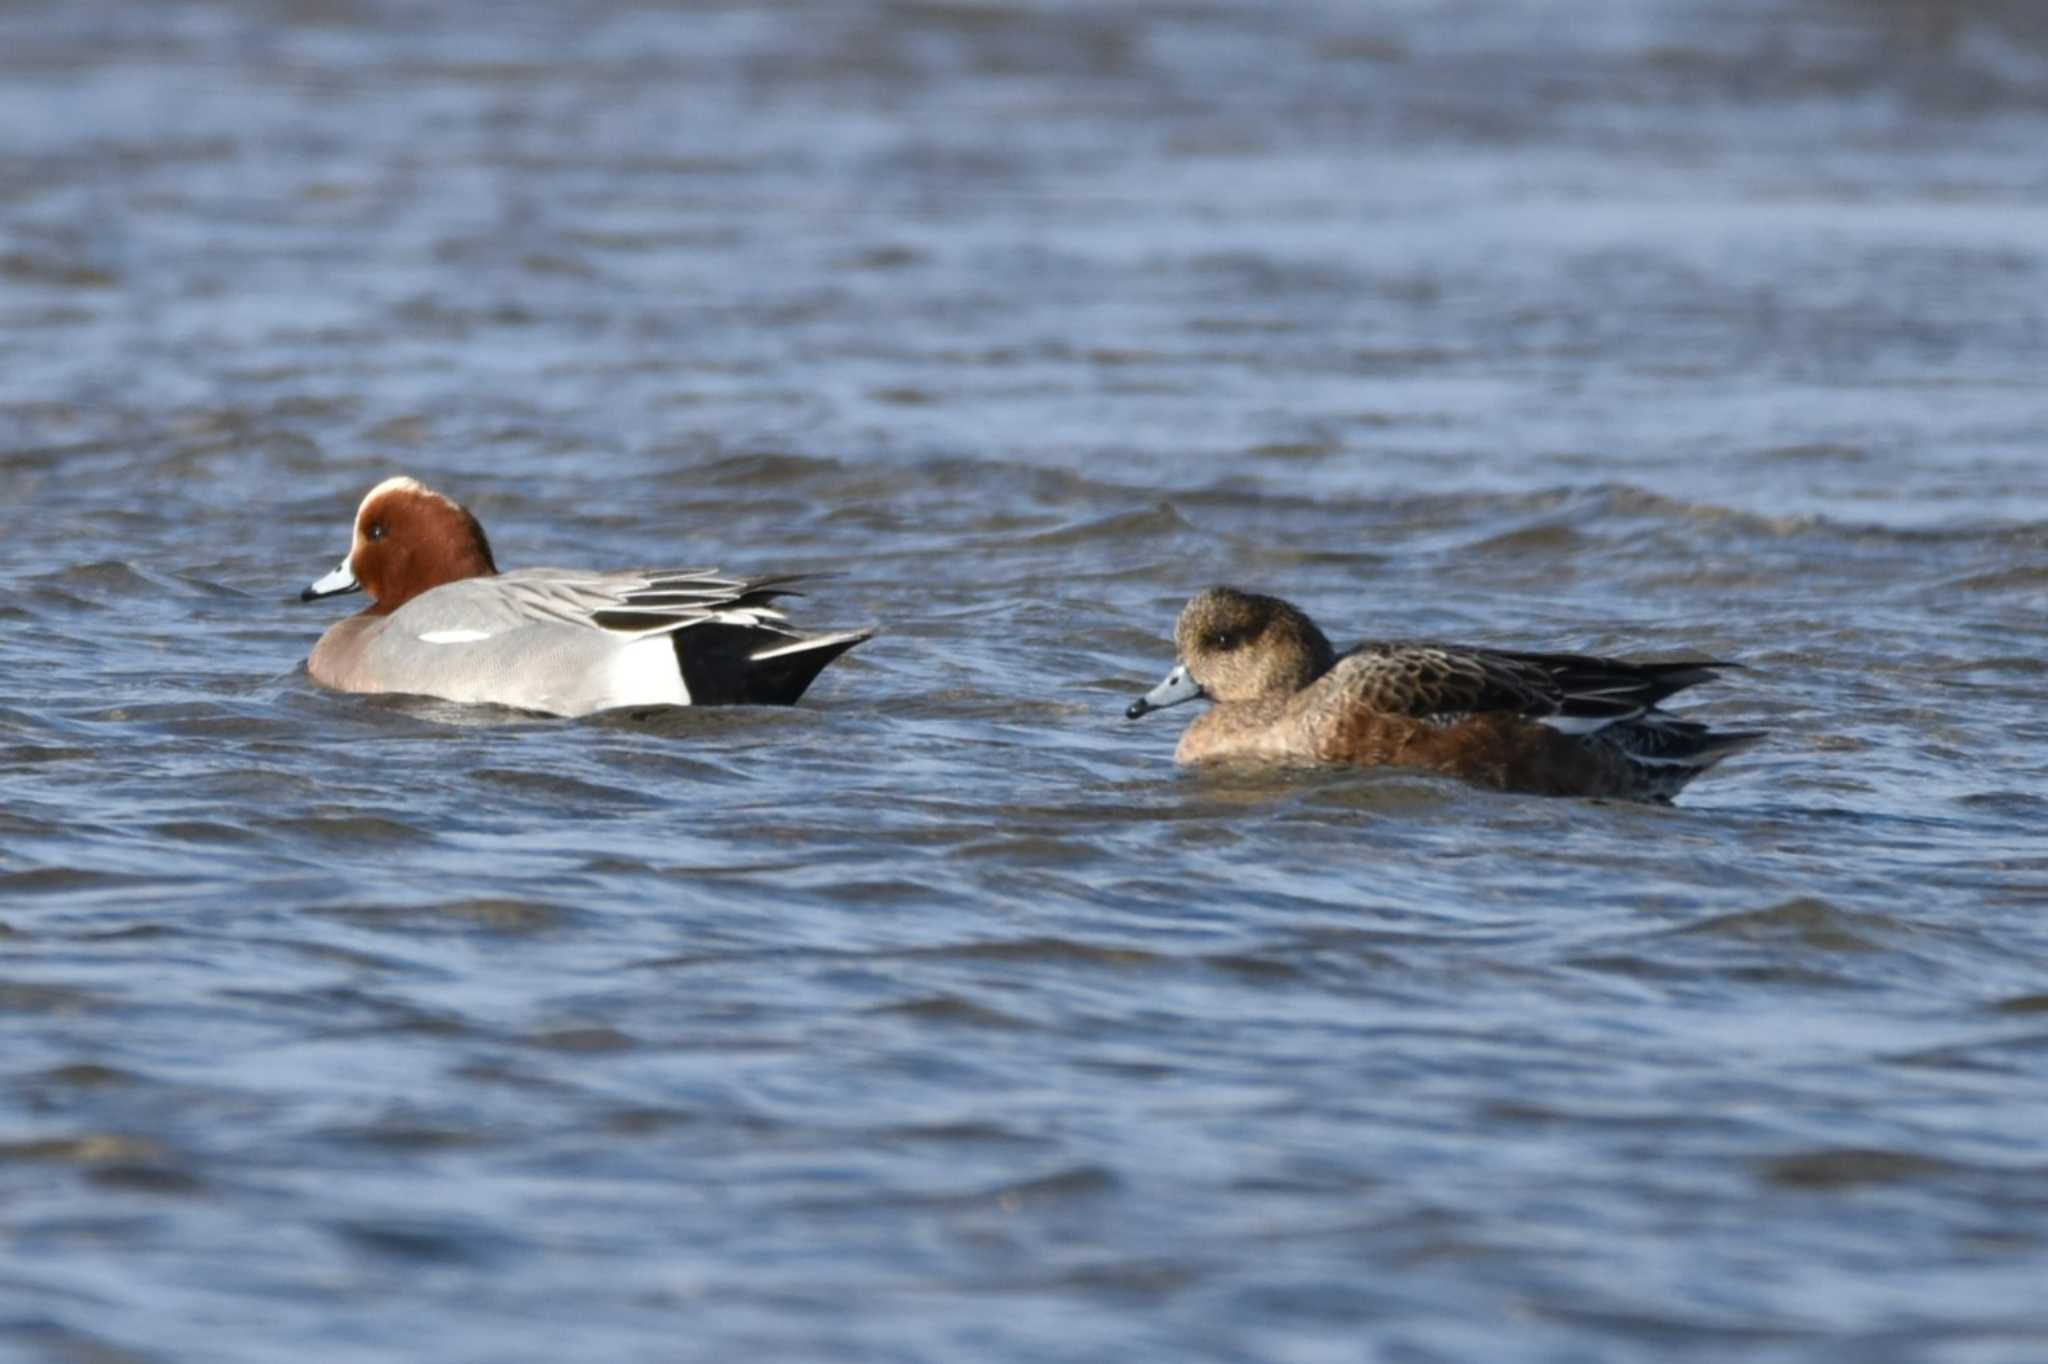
xmin=302 ymin=476 xmax=498 ymax=614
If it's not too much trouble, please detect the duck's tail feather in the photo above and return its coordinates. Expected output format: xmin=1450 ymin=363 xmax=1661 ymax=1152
xmin=1603 ymin=715 xmax=1767 ymax=799
xmin=1627 ymin=721 xmax=1767 ymax=768
xmin=742 ymin=627 xmax=875 ymax=706
xmin=671 ymin=622 xmax=874 ymax=706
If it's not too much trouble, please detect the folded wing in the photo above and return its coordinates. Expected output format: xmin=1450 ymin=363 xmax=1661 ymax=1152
xmin=1332 ymin=642 xmax=1736 ymax=734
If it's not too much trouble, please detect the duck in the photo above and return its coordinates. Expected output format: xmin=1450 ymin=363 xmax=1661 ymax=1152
xmin=301 ymin=476 xmax=872 ymax=716
xmin=1127 ymin=586 xmax=1762 ymax=802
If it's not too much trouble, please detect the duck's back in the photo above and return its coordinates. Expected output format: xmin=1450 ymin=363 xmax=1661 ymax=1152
xmin=1223 ymin=642 xmax=1760 ymax=800
xmin=333 ymin=572 xmax=689 ymax=715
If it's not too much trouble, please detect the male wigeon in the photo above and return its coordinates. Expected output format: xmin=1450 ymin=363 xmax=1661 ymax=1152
xmin=301 ymin=476 xmax=873 ymax=716
xmin=1126 ymin=587 xmax=1763 ymax=802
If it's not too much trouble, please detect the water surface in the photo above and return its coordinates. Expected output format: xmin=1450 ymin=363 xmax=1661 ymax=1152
xmin=4 ymin=1 xmax=2048 ymax=1359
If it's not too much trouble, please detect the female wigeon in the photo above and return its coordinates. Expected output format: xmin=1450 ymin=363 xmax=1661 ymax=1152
xmin=301 ymin=476 xmax=873 ymax=716
xmin=1127 ymin=587 xmax=1763 ymax=802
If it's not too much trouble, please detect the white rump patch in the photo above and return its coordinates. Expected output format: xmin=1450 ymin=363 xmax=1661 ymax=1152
xmin=418 ymin=628 xmax=493 ymax=645
xmin=605 ymin=634 xmax=691 ymax=707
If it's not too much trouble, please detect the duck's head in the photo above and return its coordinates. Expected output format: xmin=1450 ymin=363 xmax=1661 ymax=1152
xmin=1127 ymin=586 xmax=1336 ymax=718
xmin=302 ymin=476 xmax=499 ymax=615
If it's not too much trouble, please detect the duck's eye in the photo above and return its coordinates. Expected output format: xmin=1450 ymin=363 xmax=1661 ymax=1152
xmin=1207 ymin=631 xmax=1237 ymax=650
xmin=365 ymin=521 xmax=387 ymax=543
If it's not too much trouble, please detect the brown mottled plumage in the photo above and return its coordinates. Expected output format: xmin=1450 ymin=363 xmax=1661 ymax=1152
xmin=1126 ymin=587 xmax=1763 ymax=802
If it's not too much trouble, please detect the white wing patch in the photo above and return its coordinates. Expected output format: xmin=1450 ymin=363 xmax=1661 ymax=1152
xmin=418 ymin=628 xmax=493 ymax=645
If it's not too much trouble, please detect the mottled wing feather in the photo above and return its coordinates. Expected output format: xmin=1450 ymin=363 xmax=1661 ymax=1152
xmin=1333 ymin=641 xmax=1732 ymax=731
xmin=1333 ymin=644 xmax=1556 ymax=719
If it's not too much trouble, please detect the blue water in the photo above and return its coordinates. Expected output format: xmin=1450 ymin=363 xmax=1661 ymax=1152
xmin=4 ymin=1 xmax=2048 ymax=1359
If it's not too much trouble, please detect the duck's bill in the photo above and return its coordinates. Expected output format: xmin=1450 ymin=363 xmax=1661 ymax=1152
xmin=301 ymin=557 xmax=362 ymax=602
xmin=1126 ymin=662 xmax=1204 ymax=719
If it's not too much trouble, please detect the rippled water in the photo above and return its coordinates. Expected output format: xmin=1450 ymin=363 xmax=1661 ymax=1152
xmin=5 ymin=1 xmax=2048 ymax=1359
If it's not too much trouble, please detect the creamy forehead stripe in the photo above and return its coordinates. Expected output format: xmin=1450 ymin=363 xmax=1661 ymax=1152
xmin=357 ymin=475 xmax=463 ymax=522
xmin=358 ymin=474 xmax=423 ymax=518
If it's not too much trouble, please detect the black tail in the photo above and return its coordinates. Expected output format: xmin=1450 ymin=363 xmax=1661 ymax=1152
xmin=1600 ymin=718 xmax=1766 ymax=801
xmin=1612 ymin=717 xmax=1767 ymax=769
xmin=671 ymin=623 xmax=873 ymax=706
